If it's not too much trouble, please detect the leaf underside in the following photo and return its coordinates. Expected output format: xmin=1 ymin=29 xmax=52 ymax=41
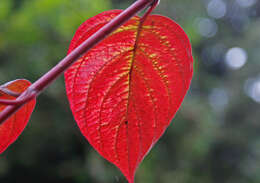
xmin=0 ymin=79 xmax=36 ymax=154
xmin=65 ymin=10 xmax=193 ymax=183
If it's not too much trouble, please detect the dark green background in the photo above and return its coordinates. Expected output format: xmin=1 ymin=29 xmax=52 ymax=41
xmin=1 ymin=0 xmax=260 ymax=182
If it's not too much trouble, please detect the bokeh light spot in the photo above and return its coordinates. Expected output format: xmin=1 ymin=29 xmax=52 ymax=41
xmin=197 ymin=18 xmax=218 ymax=38
xmin=244 ymin=77 xmax=260 ymax=103
xmin=207 ymin=0 xmax=227 ymax=19
xmin=225 ymin=47 xmax=247 ymax=70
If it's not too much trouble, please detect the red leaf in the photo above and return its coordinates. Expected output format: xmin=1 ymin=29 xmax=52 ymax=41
xmin=0 ymin=79 xmax=36 ymax=154
xmin=65 ymin=10 xmax=193 ymax=183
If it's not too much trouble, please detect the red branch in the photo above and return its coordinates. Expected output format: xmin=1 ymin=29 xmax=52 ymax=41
xmin=0 ymin=87 xmax=21 ymax=97
xmin=0 ymin=0 xmax=158 ymax=125
xmin=0 ymin=92 xmax=36 ymax=105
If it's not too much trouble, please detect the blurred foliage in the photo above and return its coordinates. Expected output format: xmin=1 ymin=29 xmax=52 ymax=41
xmin=1 ymin=0 xmax=260 ymax=183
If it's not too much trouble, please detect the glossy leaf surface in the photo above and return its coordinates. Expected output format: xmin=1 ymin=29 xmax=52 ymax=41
xmin=0 ymin=79 xmax=36 ymax=154
xmin=65 ymin=10 xmax=193 ymax=183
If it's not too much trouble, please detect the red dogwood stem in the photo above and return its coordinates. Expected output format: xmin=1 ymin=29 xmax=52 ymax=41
xmin=0 ymin=92 xmax=36 ymax=105
xmin=0 ymin=0 xmax=157 ymax=125
xmin=0 ymin=87 xmax=21 ymax=97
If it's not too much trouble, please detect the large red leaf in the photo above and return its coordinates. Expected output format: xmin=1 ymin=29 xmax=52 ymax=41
xmin=65 ymin=10 xmax=193 ymax=183
xmin=0 ymin=79 xmax=36 ymax=154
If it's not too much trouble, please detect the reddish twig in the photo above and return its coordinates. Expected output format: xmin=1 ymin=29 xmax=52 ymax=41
xmin=0 ymin=87 xmax=21 ymax=97
xmin=142 ymin=0 xmax=160 ymax=19
xmin=0 ymin=0 xmax=158 ymax=125
xmin=0 ymin=92 xmax=36 ymax=105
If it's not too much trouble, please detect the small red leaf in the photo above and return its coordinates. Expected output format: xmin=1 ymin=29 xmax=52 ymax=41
xmin=0 ymin=79 xmax=36 ymax=154
xmin=65 ymin=10 xmax=193 ymax=183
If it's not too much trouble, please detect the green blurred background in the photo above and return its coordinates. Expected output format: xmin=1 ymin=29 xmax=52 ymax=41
xmin=1 ymin=0 xmax=260 ymax=182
